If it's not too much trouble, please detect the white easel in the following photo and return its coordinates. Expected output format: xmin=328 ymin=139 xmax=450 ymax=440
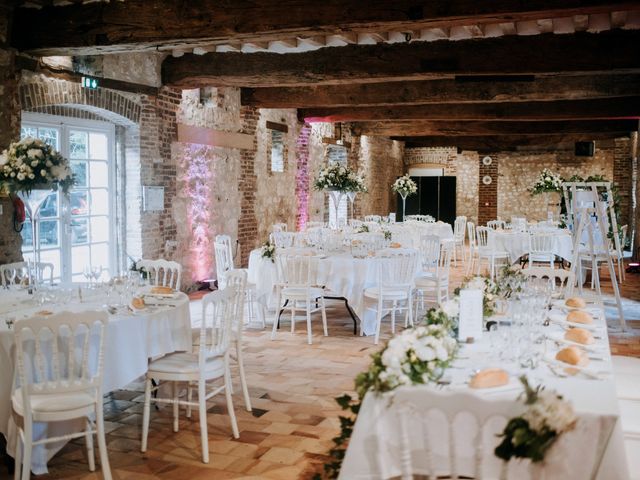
xmin=562 ymin=182 xmax=625 ymax=330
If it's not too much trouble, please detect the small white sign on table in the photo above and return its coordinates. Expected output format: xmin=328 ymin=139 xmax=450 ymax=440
xmin=458 ymin=289 xmax=484 ymax=341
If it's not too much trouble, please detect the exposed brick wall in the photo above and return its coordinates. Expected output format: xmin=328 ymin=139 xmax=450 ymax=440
xmin=295 ymin=123 xmax=312 ymax=230
xmin=238 ymin=105 xmax=259 ymax=267
xmin=614 ymin=137 xmax=632 ymax=229
xmin=478 ymin=155 xmax=498 ymax=225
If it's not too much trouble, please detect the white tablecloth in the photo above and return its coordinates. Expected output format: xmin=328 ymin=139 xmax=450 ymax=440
xmin=248 ymin=248 xmax=418 ymax=335
xmin=0 ymin=287 xmax=191 ymax=474
xmin=341 ymin=304 xmax=629 ymax=479
xmin=385 ymin=222 xmax=454 ymax=248
xmin=490 ymin=230 xmax=574 ymax=263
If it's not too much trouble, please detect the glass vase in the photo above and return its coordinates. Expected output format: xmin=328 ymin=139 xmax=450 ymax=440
xmin=17 ymin=185 xmax=55 ymax=265
xmin=327 ymin=190 xmax=345 ymax=230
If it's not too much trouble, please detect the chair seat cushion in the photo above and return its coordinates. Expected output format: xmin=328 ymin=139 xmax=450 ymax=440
xmin=364 ymin=287 xmax=410 ymax=301
xmin=12 ymin=387 xmax=95 ymax=417
xmin=281 ymin=286 xmax=324 ymax=299
xmin=415 ymin=276 xmax=445 ymax=288
xmin=478 ymin=248 xmax=509 ymax=258
xmin=148 ymin=352 xmax=225 ymax=377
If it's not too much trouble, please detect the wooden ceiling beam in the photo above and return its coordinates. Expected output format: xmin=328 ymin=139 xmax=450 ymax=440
xmin=353 ymin=119 xmax=638 ymax=136
xmin=398 ymin=133 xmax=627 ymax=151
xmin=242 ymin=74 xmax=640 ymax=108
xmin=163 ymin=30 xmax=640 ymax=87
xmin=12 ymin=1 xmax=640 ymax=55
xmin=300 ymin=97 xmax=640 ymax=122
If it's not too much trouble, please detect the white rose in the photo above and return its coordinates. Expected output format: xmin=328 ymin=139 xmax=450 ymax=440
xmin=16 ymin=173 xmax=25 ymax=180
xmin=0 ymin=153 xmax=7 ymax=166
xmin=440 ymin=299 xmax=459 ymax=318
xmin=27 ymin=148 xmax=43 ymax=159
xmin=28 ymin=173 xmax=35 ymax=179
xmin=30 ymin=160 xmax=38 ymax=167
xmin=40 ymin=169 xmax=47 ymax=176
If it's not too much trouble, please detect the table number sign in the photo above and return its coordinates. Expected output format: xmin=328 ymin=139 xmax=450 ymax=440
xmin=458 ymin=289 xmax=483 ymax=341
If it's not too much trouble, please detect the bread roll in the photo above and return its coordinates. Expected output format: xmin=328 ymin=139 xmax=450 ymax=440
xmin=36 ymin=310 xmax=53 ymax=316
xmin=565 ymin=297 xmax=587 ymax=309
xmin=390 ymin=242 xmax=402 ymax=248
xmin=564 ymin=328 xmax=595 ymax=345
xmin=567 ymin=310 xmax=594 ymax=325
xmin=555 ymin=346 xmax=589 ymax=367
xmin=151 ymin=286 xmax=173 ymax=294
xmin=469 ymin=368 xmax=509 ymax=389
xmin=131 ymin=297 xmax=146 ymax=309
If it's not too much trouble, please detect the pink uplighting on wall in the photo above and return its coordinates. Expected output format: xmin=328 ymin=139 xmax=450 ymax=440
xmin=295 ymin=125 xmax=312 ymax=231
xmin=183 ymin=145 xmax=214 ymax=281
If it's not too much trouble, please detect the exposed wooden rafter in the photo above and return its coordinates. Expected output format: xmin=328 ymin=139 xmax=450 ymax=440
xmin=352 ymin=119 xmax=638 ymax=137
xmin=12 ymin=1 xmax=640 ymax=55
xmin=300 ymin=97 xmax=640 ymax=122
xmin=162 ymin=30 xmax=640 ymax=87
xmin=241 ymin=74 xmax=640 ymax=108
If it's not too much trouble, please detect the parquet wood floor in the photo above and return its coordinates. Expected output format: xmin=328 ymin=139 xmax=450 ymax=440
xmin=4 ymin=256 xmax=639 ymax=479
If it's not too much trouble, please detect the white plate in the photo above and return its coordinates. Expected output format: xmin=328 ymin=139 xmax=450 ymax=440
xmin=548 ymin=312 xmax=602 ymax=331
xmin=547 ymin=331 xmax=604 ymax=352
xmin=543 ymin=355 xmax=608 ymax=379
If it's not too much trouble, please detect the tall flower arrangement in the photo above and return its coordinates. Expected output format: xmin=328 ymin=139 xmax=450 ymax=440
xmin=0 ymin=138 xmax=74 ymax=194
xmin=314 ymin=163 xmax=366 ymax=192
xmin=529 ymin=168 xmax=563 ymax=195
xmin=391 ymin=174 xmax=417 ymax=197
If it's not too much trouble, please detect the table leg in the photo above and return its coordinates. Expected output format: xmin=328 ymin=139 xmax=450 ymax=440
xmin=0 ymin=435 xmax=15 ymax=475
xmin=323 ymin=296 xmax=360 ymax=335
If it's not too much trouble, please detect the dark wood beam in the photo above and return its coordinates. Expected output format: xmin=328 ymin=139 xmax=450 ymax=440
xmin=301 ymin=97 xmax=640 ymax=122
xmin=12 ymin=1 xmax=639 ymax=55
xmin=399 ymin=133 xmax=627 ymax=151
xmin=15 ymin=55 xmax=159 ymax=96
xmin=242 ymin=74 xmax=640 ymax=108
xmin=353 ymin=119 xmax=638 ymax=136
xmin=163 ymin=30 xmax=640 ymax=88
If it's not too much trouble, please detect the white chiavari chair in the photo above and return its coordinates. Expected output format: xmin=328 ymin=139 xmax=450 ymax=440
xmin=305 ymin=221 xmax=325 ymax=230
xmin=364 ymin=215 xmax=382 ymax=222
xmin=269 ymin=231 xmax=296 ymax=249
xmin=271 ymin=222 xmax=287 ymax=233
xmin=521 ymin=267 xmax=575 ymax=298
xmin=13 ymin=311 xmax=112 ymax=480
xmin=528 ymin=232 xmax=556 ymax=268
xmin=466 ymin=221 xmax=477 ymax=275
xmin=476 ymin=227 xmax=509 ymax=280
xmin=349 ymin=219 xmax=365 ymax=229
xmin=450 ymin=216 xmax=467 ymax=265
xmin=0 ymin=261 xmax=54 ymax=287
xmin=414 ymin=236 xmax=451 ymax=322
xmin=364 ymin=250 xmax=417 ymax=345
xmin=487 ymin=220 xmax=506 ymax=230
xmin=270 ymin=254 xmax=328 ymax=345
xmin=142 ymin=288 xmax=240 ymax=464
xmin=137 ymin=259 xmax=182 ymax=290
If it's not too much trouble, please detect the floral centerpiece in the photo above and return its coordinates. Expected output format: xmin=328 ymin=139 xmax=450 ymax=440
xmin=391 ymin=174 xmax=417 ymax=197
xmin=313 ymin=163 xmax=365 ymax=192
xmin=454 ymin=275 xmax=498 ymax=318
xmin=0 ymin=137 xmax=74 ymax=194
xmin=261 ymin=240 xmax=276 ymax=262
xmin=495 ymin=376 xmax=576 ymax=463
xmin=356 ymin=224 xmax=369 ymax=233
xmin=317 ymin=321 xmax=458 ymax=479
xmin=128 ymin=257 xmax=149 ymax=280
xmin=529 ymin=168 xmax=563 ymax=195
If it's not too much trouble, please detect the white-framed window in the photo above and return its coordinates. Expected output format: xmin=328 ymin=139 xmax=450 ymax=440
xmin=270 ymin=129 xmax=284 ymax=172
xmin=20 ymin=112 xmax=116 ymax=283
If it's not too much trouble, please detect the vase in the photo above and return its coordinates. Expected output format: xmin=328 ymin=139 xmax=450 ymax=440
xmin=400 ymin=192 xmax=408 ymax=222
xmin=543 ymin=191 xmax=561 ymax=222
xmin=347 ymin=191 xmax=357 ymax=220
xmin=327 ymin=190 xmax=345 ymax=229
xmin=17 ymin=185 xmax=56 ymax=265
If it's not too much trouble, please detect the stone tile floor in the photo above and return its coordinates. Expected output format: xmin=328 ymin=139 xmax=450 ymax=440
xmin=3 ymin=257 xmax=639 ymax=479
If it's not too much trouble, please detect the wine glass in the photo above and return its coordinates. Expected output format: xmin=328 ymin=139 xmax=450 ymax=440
xmin=91 ymin=265 xmax=103 ymax=285
xmin=83 ymin=265 xmax=92 ymax=285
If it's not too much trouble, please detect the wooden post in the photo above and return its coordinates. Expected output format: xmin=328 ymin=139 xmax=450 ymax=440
xmin=632 ymin=130 xmax=639 ymax=261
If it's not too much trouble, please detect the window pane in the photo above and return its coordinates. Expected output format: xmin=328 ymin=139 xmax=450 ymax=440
xmin=39 ymin=220 xmax=59 ymax=247
xmin=71 ymin=245 xmax=90 ymax=275
xmin=90 ymin=189 xmax=109 ymax=216
xmin=270 ymin=130 xmax=284 ymax=172
xmin=21 ymin=222 xmax=33 ymax=248
xmin=71 ymin=161 xmax=88 ymax=187
xmin=38 ymin=128 xmax=59 ymax=149
xmin=89 ymin=133 xmax=108 ymax=160
xmin=21 ymin=126 xmax=37 ymax=139
xmin=90 ymin=216 xmax=109 ymax=243
xmin=91 ymin=243 xmax=109 ymax=270
xmin=39 ymin=249 xmax=61 ymax=280
xmin=69 ymin=131 xmax=88 ymax=159
xmin=71 ymin=218 xmax=89 ymax=245
xmin=38 ymin=193 xmax=58 ymax=218
xmin=70 ymin=191 xmax=88 ymax=216
xmin=89 ymin=161 xmax=108 ymax=188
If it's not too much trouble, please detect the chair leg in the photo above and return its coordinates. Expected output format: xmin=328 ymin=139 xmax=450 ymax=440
xmin=391 ymin=301 xmax=397 ymax=333
xmin=320 ymin=297 xmax=328 ymax=336
xmin=406 ymin=294 xmax=412 ymax=328
xmin=21 ymin=420 xmax=32 ymax=480
xmin=374 ymin=303 xmax=383 ymax=345
xmin=305 ymin=300 xmax=312 ymax=345
xmin=270 ymin=292 xmax=281 ymax=340
xmin=198 ymin=380 xmax=209 ymax=463
xmin=224 ymin=362 xmax=240 ymax=439
xmin=95 ymin=396 xmax=112 ymax=480
xmin=85 ymin=418 xmax=95 ymax=472
xmin=236 ymin=340 xmax=252 ymax=412
xmin=291 ymin=304 xmax=296 ymax=333
xmin=141 ymin=377 xmax=152 ymax=452
xmin=172 ymin=381 xmax=180 ymax=433
xmin=13 ymin=433 xmax=21 ymax=480
xmin=186 ymin=384 xmax=193 ymax=418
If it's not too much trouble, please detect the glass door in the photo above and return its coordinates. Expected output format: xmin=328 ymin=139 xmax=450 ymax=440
xmin=20 ymin=113 xmax=116 ymax=283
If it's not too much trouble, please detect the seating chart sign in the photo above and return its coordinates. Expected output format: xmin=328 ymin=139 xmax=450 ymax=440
xmin=458 ymin=289 xmax=483 ymax=341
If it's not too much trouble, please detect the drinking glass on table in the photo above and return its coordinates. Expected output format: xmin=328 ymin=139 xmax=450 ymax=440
xmin=83 ymin=265 xmax=92 ymax=285
xmin=91 ymin=265 xmax=103 ymax=285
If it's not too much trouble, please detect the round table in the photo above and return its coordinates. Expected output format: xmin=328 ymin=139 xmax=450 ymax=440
xmin=248 ymin=247 xmax=419 ymax=336
xmin=490 ymin=229 xmax=574 ymax=264
xmin=0 ymin=284 xmax=191 ymax=474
